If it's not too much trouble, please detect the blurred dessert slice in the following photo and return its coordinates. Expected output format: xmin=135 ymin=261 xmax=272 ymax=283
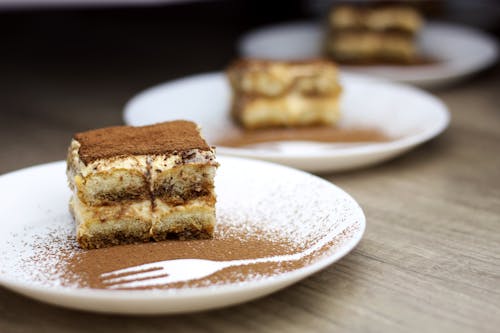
xmin=67 ymin=120 xmax=218 ymax=249
xmin=326 ymin=5 xmax=423 ymax=63
xmin=227 ymin=59 xmax=342 ymax=129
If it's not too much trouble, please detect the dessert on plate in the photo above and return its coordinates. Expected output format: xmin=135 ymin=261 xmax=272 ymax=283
xmin=67 ymin=120 xmax=218 ymax=249
xmin=326 ymin=4 xmax=423 ymax=64
xmin=226 ymin=58 xmax=342 ymax=129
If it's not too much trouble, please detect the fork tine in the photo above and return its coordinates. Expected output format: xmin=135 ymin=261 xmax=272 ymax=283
xmin=100 ymin=261 xmax=165 ymax=279
xmin=107 ymin=275 xmax=175 ymax=289
xmin=102 ymin=269 xmax=168 ymax=285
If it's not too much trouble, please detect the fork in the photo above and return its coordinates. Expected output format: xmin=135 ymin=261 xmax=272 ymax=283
xmin=101 ymin=256 xmax=287 ymax=289
xmin=100 ymin=221 xmax=338 ymax=289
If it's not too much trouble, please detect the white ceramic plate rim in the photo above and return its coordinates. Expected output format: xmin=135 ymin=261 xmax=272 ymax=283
xmin=0 ymin=158 xmax=365 ymax=302
xmin=124 ymin=72 xmax=450 ymax=159
xmin=238 ymin=20 xmax=499 ymax=85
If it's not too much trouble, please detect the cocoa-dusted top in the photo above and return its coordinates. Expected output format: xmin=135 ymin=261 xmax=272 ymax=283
xmin=74 ymin=120 xmax=211 ymax=164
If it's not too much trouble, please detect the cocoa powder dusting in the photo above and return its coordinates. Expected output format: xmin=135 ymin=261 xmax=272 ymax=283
xmin=23 ymin=223 xmax=359 ymax=290
xmin=216 ymin=126 xmax=391 ymax=147
xmin=65 ymin=225 xmax=298 ymax=289
xmin=75 ymin=120 xmax=211 ymax=165
xmin=338 ymin=55 xmax=439 ymax=66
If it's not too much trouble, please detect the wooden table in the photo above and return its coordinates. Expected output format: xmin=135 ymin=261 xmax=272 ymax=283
xmin=1 ymin=8 xmax=499 ymax=333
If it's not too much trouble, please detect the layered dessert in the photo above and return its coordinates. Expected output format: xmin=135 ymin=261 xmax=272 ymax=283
xmin=227 ymin=59 xmax=342 ymax=129
xmin=67 ymin=120 xmax=218 ymax=249
xmin=326 ymin=5 xmax=423 ymax=63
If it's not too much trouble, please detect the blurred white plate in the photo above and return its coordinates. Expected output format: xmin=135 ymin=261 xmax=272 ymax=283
xmin=238 ymin=21 xmax=498 ymax=87
xmin=124 ymin=72 xmax=449 ymax=173
xmin=0 ymin=157 xmax=364 ymax=314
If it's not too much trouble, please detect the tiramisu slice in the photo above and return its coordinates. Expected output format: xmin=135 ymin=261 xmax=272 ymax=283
xmin=326 ymin=5 xmax=423 ymax=64
xmin=67 ymin=120 xmax=218 ymax=249
xmin=227 ymin=59 xmax=342 ymax=129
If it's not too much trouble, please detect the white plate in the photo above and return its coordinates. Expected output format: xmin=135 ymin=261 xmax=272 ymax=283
xmin=0 ymin=157 xmax=365 ymax=314
xmin=239 ymin=21 xmax=498 ymax=87
xmin=124 ymin=72 xmax=449 ymax=173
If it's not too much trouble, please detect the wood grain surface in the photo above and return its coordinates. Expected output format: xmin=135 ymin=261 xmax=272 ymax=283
xmin=0 ymin=8 xmax=499 ymax=333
